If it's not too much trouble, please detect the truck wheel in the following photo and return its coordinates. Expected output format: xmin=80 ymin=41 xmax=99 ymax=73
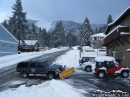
xmin=22 ymin=72 xmax=28 ymax=78
xmin=85 ymin=66 xmax=92 ymax=72
xmin=121 ymin=71 xmax=129 ymax=78
xmin=48 ymin=73 xmax=54 ymax=80
xmin=98 ymin=71 xmax=106 ymax=78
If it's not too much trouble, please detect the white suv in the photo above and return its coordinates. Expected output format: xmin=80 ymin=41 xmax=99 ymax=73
xmin=79 ymin=55 xmax=96 ymax=72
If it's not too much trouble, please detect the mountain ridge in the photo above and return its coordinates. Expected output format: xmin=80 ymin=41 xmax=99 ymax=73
xmin=28 ymin=19 xmax=105 ymax=35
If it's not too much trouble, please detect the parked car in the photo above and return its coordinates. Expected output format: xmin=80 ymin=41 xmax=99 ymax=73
xmin=79 ymin=55 xmax=97 ymax=72
xmin=93 ymin=56 xmax=130 ymax=78
xmin=16 ymin=60 xmax=65 ymax=80
xmin=84 ymin=49 xmax=95 ymax=52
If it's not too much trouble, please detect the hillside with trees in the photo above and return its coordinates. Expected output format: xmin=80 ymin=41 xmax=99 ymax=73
xmin=1 ymin=0 xmax=114 ymax=49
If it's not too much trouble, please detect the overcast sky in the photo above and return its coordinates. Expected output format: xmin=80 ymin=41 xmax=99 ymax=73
xmin=0 ymin=0 xmax=130 ymax=26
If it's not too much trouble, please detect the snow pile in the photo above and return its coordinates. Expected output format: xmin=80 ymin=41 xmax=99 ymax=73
xmin=54 ymin=50 xmax=80 ymax=68
xmin=0 ymin=79 xmax=84 ymax=97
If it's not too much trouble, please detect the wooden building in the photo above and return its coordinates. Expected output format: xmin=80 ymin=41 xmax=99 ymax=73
xmin=102 ymin=7 xmax=130 ymax=68
xmin=20 ymin=40 xmax=40 ymax=52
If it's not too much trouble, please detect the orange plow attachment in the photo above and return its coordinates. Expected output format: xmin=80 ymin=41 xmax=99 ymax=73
xmin=59 ymin=67 xmax=75 ymax=79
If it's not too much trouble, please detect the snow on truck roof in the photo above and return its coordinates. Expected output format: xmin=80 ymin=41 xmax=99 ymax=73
xmin=95 ymin=56 xmax=115 ymax=62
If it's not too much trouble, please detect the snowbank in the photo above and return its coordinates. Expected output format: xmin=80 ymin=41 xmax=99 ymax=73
xmin=54 ymin=49 xmax=106 ymax=68
xmin=0 ymin=79 xmax=84 ymax=97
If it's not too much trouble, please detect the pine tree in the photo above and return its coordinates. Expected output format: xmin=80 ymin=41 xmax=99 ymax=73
xmin=26 ymin=26 xmax=32 ymax=40
xmin=95 ymin=27 xmax=99 ymax=33
xmin=38 ymin=28 xmax=48 ymax=47
xmin=42 ymin=28 xmax=48 ymax=47
xmin=9 ymin=0 xmax=27 ymax=49
xmin=49 ymin=31 xmax=55 ymax=47
xmin=98 ymin=27 xmax=103 ymax=33
xmin=107 ymin=15 xmax=113 ymax=24
xmin=1 ymin=19 xmax=8 ymax=29
xmin=38 ymin=27 xmax=44 ymax=47
xmin=53 ymin=20 xmax=65 ymax=47
xmin=46 ymin=31 xmax=51 ymax=47
xmin=102 ymin=25 xmax=107 ymax=32
xmin=80 ymin=17 xmax=93 ymax=46
xmin=30 ymin=23 xmax=37 ymax=40
xmin=72 ymin=35 xmax=78 ymax=46
xmin=66 ymin=30 xmax=73 ymax=48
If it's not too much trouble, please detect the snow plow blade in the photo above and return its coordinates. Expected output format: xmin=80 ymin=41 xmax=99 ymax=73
xmin=59 ymin=67 xmax=75 ymax=79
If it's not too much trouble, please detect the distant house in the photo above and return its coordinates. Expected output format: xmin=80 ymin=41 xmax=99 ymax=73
xmin=102 ymin=7 xmax=130 ymax=68
xmin=0 ymin=24 xmax=18 ymax=56
xmin=20 ymin=40 xmax=40 ymax=52
xmin=90 ymin=33 xmax=106 ymax=49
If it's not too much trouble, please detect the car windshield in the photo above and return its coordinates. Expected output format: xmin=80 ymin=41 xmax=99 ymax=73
xmin=44 ymin=61 xmax=52 ymax=67
xmin=82 ymin=57 xmax=95 ymax=62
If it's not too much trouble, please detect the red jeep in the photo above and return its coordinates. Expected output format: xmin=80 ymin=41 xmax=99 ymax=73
xmin=94 ymin=56 xmax=130 ymax=78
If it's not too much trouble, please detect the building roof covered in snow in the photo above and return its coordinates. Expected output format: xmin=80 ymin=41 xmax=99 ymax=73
xmin=21 ymin=40 xmax=39 ymax=46
xmin=91 ymin=33 xmax=106 ymax=37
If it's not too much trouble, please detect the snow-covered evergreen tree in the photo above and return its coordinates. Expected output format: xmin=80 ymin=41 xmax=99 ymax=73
xmin=30 ymin=23 xmax=37 ymax=40
xmin=1 ymin=19 xmax=8 ymax=29
xmin=9 ymin=0 xmax=28 ymax=49
xmin=46 ymin=31 xmax=51 ymax=47
xmin=38 ymin=28 xmax=44 ymax=47
xmin=107 ymin=15 xmax=113 ymax=24
xmin=95 ymin=27 xmax=99 ymax=33
xmin=80 ymin=17 xmax=93 ymax=46
xmin=66 ymin=30 xmax=73 ymax=48
xmin=38 ymin=28 xmax=49 ymax=47
xmin=53 ymin=20 xmax=65 ymax=47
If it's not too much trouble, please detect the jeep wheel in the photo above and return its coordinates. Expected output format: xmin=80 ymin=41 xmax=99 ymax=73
xmin=98 ymin=71 xmax=106 ymax=78
xmin=121 ymin=71 xmax=129 ymax=78
xmin=48 ymin=73 xmax=54 ymax=80
xmin=22 ymin=72 xmax=28 ymax=78
xmin=85 ymin=66 xmax=91 ymax=72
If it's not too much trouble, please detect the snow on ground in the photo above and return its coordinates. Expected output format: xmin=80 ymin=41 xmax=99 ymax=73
xmin=0 ymin=79 xmax=85 ymax=97
xmin=54 ymin=50 xmax=81 ymax=68
xmin=0 ymin=48 xmax=112 ymax=97
xmin=54 ymin=49 xmax=106 ymax=68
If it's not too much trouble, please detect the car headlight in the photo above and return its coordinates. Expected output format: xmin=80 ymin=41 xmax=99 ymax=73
xmin=56 ymin=69 xmax=59 ymax=72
